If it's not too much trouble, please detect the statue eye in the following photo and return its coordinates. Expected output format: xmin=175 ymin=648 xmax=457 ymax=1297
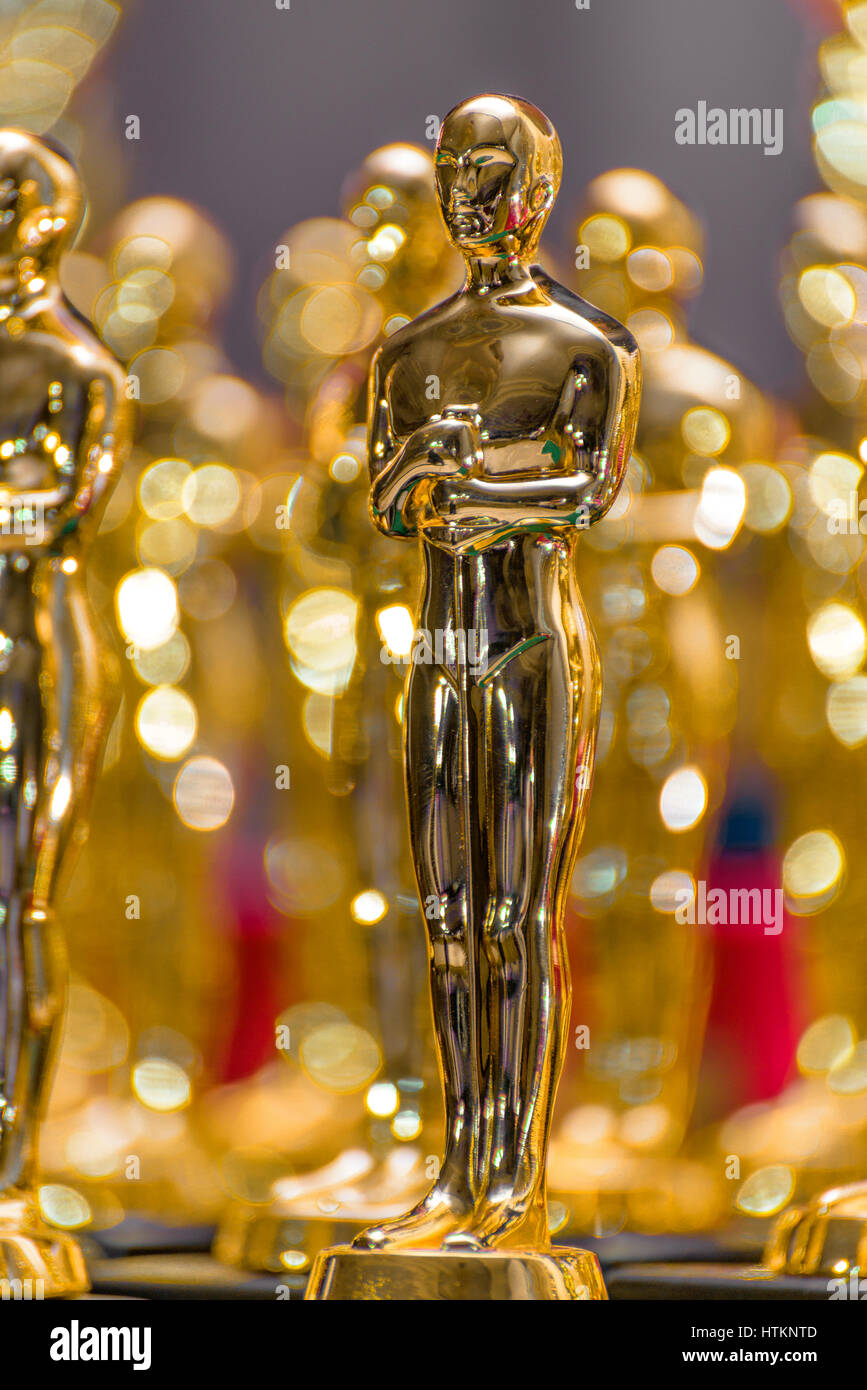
xmin=474 ymin=155 xmax=493 ymax=166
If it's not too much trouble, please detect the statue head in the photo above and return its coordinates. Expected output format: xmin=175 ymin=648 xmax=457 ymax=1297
xmin=0 ymin=129 xmax=83 ymax=276
xmin=434 ymin=94 xmax=561 ymax=261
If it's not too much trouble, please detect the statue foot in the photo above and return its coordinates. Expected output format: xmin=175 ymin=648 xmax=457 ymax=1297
xmin=352 ymin=1185 xmax=472 ymax=1251
xmin=442 ymin=1193 xmax=547 ymax=1251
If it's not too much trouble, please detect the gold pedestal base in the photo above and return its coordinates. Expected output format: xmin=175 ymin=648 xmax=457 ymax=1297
xmin=765 ymin=1181 xmax=867 ymax=1276
xmin=549 ymin=1145 xmax=724 ymax=1239
xmin=305 ymin=1245 xmax=607 ymax=1301
xmin=214 ymin=1147 xmax=430 ymax=1273
xmin=0 ymin=1191 xmax=89 ymax=1297
xmin=214 ymin=1198 xmax=365 ymax=1274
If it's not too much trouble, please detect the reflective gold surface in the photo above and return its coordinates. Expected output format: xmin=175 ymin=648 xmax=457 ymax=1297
xmin=309 ymin=95 xmax=639 ymax=1296
xmin=766 ymin=1181 xmax=867 ymax=1277
xmin=0 ymin=130 xmax=130 ymax=1294
xmin=0 ymin=9 xmax=853 ymax=1306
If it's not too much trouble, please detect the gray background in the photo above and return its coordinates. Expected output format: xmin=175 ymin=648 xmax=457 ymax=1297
xmin=106 ymin=0 xmax=828 ymax=397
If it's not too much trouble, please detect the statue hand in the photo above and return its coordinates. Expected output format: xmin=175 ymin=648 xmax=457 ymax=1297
xmin=440 ymin=406 xmax=482 ymax=474
xmin=414 ymin=413 xmax=481 ymax=479
xmin=428 ymin=475 xmax=464 ymax=519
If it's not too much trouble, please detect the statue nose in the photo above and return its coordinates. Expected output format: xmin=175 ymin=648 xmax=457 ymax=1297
xmin=452 ymin=188 xmax=477 ymax=216
xmin=453 ymin=166 xmax=478 ymax=198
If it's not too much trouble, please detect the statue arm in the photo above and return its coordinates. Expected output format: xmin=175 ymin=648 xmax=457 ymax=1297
xmin=67 ymin=358 xmax=132 ymax=540
xmin=430 ymin=336 xmax=641 ymax=529
xmin=18 ymin=354 xmax=131 ymax=548
xmin=367 ymin=349 xmax=478 ymax=539
xmin=573 ymin=330 xmax=641 ymax=522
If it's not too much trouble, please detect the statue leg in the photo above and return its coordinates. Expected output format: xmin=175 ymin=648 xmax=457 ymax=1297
xmin=446 ymin=612 xmax=597 ymax=1250
xmin=0 ymin=893 xmax=67 ymax=1194
xmin=353 ymin=660 xmax=478 ymax=1249
xmin=0 ymin=562 xmax=115 ymax=1196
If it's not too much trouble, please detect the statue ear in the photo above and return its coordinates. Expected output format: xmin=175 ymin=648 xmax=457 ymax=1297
xmin=529 ymin=177 xmax=554 ymax=217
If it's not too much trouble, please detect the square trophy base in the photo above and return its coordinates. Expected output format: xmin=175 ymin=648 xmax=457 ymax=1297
xmin=305 ymin=1245 xmax=607 ymax=1301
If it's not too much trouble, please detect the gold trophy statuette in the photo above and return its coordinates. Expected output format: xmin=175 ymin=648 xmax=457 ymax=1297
xmin=0 ymin=131 xmax=131 ymax=1296
xmin=307 ymin=94 xmax=640 ymax=1301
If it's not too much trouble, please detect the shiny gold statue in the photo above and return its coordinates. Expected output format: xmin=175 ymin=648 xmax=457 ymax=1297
xmin=308 ymin=94 xmax=640 ymax=1300
xmin=0 ymin=131 xmax=130 ymax=1295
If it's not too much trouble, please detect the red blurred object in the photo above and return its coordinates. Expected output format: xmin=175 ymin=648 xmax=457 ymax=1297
xmin=701 ymin=846 xmax=807 ymax=1112
xmin=219 ymin=928 xmax=283 ymax=1083
xmin=785 ymin=0 xmax=842 ymax=29
xmin=213 ymin=816 xmax=295 ymax=1084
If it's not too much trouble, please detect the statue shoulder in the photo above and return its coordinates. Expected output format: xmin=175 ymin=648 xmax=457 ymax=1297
xmin=536 ymin=269 xmax=640 ymax=367
xmin=371 ymin=293 xmax=462 ymax=381
xmin=53 ymin=298 xmax=128 ymax=397
xmin=55 ymin=302 xmax=134 ymax=453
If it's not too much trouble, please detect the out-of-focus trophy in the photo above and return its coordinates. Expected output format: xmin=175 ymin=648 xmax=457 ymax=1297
xmin=215 ymin=142 xmax=459 ymax=1273
xmin=0 ymin=130 xmax=130 ymax=1295
xmin=46 ymin=194 xmax=287 ymax=1235
xmin=757 ymin=0 xmax=867 ymax=1279
xmin=550 ymin=168 xmax=772 ymax=1241
xmin=307 ymin=94 xmax=640 ymax=1301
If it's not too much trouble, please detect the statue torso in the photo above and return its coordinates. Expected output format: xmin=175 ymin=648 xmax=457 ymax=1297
xmin=382 ymin=268 xmax=619 ymax=479
xmin=0 ymin=316 xmax=90 ymax=499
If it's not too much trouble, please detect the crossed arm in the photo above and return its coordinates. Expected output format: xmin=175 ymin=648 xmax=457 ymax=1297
xmin=3 ymin=357 xmax=131 ymax=551
xmin=367 ymin=337 xmax=641 ymax=539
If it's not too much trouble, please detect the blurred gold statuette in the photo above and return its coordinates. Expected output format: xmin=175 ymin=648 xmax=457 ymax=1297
xmin=215 ymin=142 xmax=458 ymax=1271
xmin=756 ymin=0 xmax=867 ymax=1276
xmin=307 ymin=93 xmax=640 ymax=1301
xmin=0 ymin=129 xmax=130 ymax=1296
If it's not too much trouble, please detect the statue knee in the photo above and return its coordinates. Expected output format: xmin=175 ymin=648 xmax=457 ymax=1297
xmin=424 ymin=892 xmax=469 ymax=974
xmin=482 ymin=896 xmax=525 ymax=973
xmin=21 ymin=906 xmax=64 ymax=1035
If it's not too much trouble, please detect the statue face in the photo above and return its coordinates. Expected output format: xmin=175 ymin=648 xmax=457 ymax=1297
xmin=435 ymin=114 xmax=527 ymax=253
xmin=434 ymin=98 xmax=559 ymax=258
